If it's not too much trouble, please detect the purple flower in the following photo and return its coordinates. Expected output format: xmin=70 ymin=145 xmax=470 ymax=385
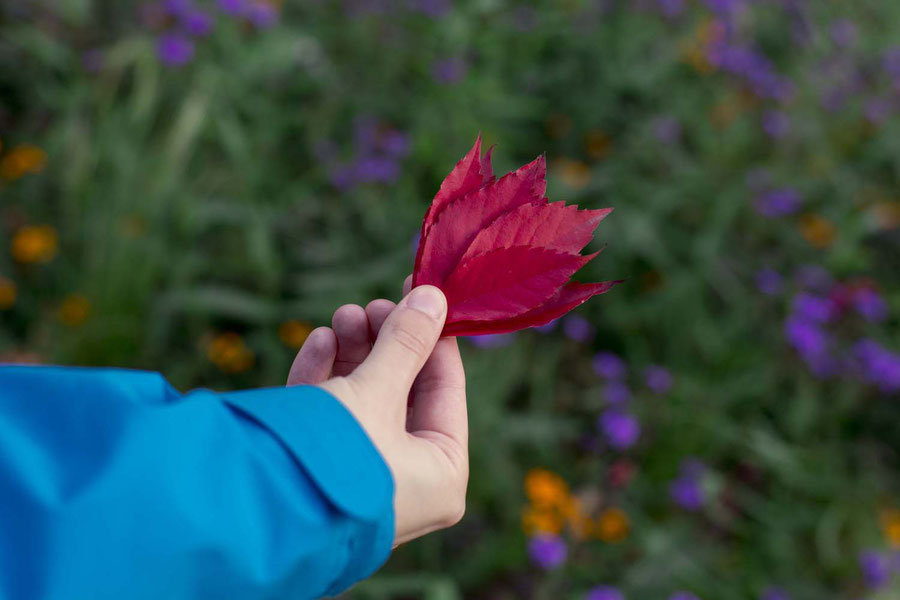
xmin=528 ymin=535 xmax=567 ymax=569
xmin=585 ymin=586 xmax=624 ymax=600
xmin=592 ymin=352 xmax=626 ymax=379
xmin=599 ymin=409 xmax=641 ymax=450
xmin=182 ymin=9 xmax=214 ymax=36
xmin=762 ymin=111 xmax=790 ymax=139
xmin=865 ymin=97 xmax=892 ymax=125
xmin=704 ymin=0 xmax=740 ymax=17
xmin=156 ymin=33 xmax=195 ymax=67
xmin=754 ymin=188 xmax=802 ymax=218
xmin=432 ymin=56 xmax=467 ymax=85
xmin=217 ymin=0 xmax=248 ymax=15
xmin=248 ymin=1 xmax=279 ymax=28
xmin=859 ymin=550 xmax=890 ymax=588
xmin=604 ymin=381 xmax=632 ymax=405
xmin=670 ymin=459 xmax=706 ymax=511
xmin=830 ymin=19 xmax=858 ymax=48
xmin=164 ymin=0 xmax=194 ymax=17
xmin=645 ymin=365 xmax=673 ymax=393
xmin=657 ymin=0 xmax=685 ymax=18
xmin=354 ymin=155 xmax=400 ymax=183
xmin=854 ymin=340 xmax=900 ymax=392
xmin=784 ymin=316 xmax=829 ymax=359
xmin=563 ymin=315 xmax=595 ymax=343
xmin=380 ymin=131 xmax=411 ymax=157
xmin=792 ymin=293 xmax=835 ymax=323
xmin=853 ymin=288 xmax=888 ymax=322
xmin=755 ymin=268 xmax=783 ymax=296
xmin=669 ymin=594 xmax=700 ymax=600
xmin=328 ymin=164 xmax=356 ymax=190
xmin=467 ymin=333 xmax=516 ymax=349
xmin=707 ymin=40 xmax=793 ymax=101
xmin=409 ymin=0 xmax=451 ymax=18
xmin=654 ymin=116 xmax=682 ymax=143
xmin=883 ymin=47 xmax=900 ymax=82
xmin=534 ymin=319 xmax=559 ymax=334
xmin=760 ymin=587 xmax=791 ymax=600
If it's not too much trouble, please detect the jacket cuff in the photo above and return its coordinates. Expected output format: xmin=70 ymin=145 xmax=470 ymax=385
xmin=219 ymin=385 xmax=394 ymax=584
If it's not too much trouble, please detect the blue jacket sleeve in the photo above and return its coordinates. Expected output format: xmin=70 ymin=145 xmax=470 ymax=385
xmin=0 ymin=365 xmax=394 ymax=600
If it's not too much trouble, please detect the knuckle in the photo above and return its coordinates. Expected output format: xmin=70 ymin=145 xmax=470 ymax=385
xmin=385 ymin=320 xmax=429 ymax=357
xmin=443 ymin=496 xmax=466 ymax=527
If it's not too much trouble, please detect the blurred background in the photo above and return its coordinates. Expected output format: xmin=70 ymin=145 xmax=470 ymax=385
xmin=2 ymin=0 xmax=900 ymax=598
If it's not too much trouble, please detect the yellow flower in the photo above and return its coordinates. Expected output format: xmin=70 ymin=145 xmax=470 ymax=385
xmin=206 ymin=332 xmax=255 ymax=374
xmin=279 ymin=320 xmax=313 ymax=349
xmin=799 ymin=214 xmax=837 ymax=249
xmin=555 ymin=158 xmax=591 ymax=190
xmin=58 ymin=294 xmax=91 ymax=326
xmin=11 ymin=225 xmax=58 ymax=264
xmin=585 ymin=130 xmax=612 ymax=160
xmin=594 ymin=507 xmax=630 ymax=543
xmin=0 ymin=277 xmax=16 ymax=310
xmin=521 ymin=506 xmax=564 ymax=536
xmin=0 ymin=144 xmax=47 ymax=181
xmin=682 ymin=42 xmax=713 ymax=74
xmin=525 ymin=468 xmax=571 ymax=508
xmin=881 ymin=509 xmax=900 ymax=547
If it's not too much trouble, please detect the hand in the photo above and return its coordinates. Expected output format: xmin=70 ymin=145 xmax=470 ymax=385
xmin=286 ymin=280 xmax=468 ymax=546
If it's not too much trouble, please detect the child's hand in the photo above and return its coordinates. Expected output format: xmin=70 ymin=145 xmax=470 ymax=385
xmin=287 ymin=280 xmax=468 ymax=546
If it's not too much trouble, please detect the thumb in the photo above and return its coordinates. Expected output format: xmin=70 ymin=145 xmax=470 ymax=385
xmin=352 ymin=285 xmax=447 ymax=399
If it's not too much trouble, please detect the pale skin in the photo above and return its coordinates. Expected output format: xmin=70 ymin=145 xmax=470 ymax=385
xmin=286 ymin=277 xmax=468 ymax=546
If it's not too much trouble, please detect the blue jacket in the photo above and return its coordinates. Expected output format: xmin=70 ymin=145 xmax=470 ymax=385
xmin=0 ymin=366 xmax=394 ymax=599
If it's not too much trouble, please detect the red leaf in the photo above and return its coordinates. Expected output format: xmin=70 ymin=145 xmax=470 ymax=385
xmin=461 ymin=202 xmax=612 ymax=260
xmin=411 ymin=137 xmax=619 ymax=336
xmin=443 ymin=246 xmax=597 ymax=322
xmin=444 ymin=280 xmax=621 ymax=336
xmin=414 ymin=156 xmax=545 ymax=286
xmin=423 ymin=134 xmax=494 ymax=235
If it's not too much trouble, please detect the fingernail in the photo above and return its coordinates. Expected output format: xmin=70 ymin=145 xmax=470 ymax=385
xmin=406 ymin=286 xmax=446 ymax=320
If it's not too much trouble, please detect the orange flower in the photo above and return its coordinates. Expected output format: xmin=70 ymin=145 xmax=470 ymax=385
xmin=206 ymin=332 xmax=255 ymax=373
xmin=555 ymin=158 xmax=591 ymax=190
xmin=0 ymin=277 xmax=16 ymax=310
xmin=585 ymin=131 xmax=612 ymax=160
xmin=881 ymin=509 xmax=900 ymax=547
xmin=799 ymin=214 xmax=837 ymax=248
xmin=525 ymin=468 xmax=571 ymax=508
xmin=521 ymin=506 xmax=564 ymax=536
xmin=0 ymin=144 xmax=47 ymax=181
xmin=11 ymin=225 xmax=58 ymax=264
xmin=279 ymin=320 xmax=313 ymax=349
xmin=58 ymin=294 xmax=91 ymax=326
xmin=594 ymin=507 xmax=630 ymax=542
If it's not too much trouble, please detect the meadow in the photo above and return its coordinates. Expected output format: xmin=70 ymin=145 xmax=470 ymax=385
xmin=1 ymin=1 xmax=900 ymax=598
